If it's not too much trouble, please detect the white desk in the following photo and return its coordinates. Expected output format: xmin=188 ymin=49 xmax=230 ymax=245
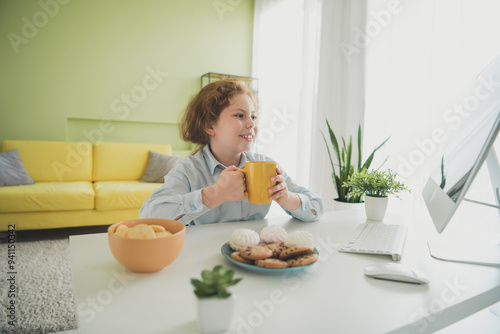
xmin=69 ymin=210 xmax=500 ymax=333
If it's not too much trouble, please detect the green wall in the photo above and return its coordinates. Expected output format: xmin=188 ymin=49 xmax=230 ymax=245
xmin=0 ymin=0 xmax=254 ymax=155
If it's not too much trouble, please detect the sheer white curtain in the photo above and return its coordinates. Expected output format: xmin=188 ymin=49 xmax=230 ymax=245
xmin=252 ymin=0 xmax=321 ymax=187
xmin=253 ymin=0 xmax=368 ymax=212
xmin=309 ymin=0 xmax=368 ymax=211
xmin=363 ymin=0 xmax=500 ymax=216
xmin=253 ymin=0 xmax=500 ymax=215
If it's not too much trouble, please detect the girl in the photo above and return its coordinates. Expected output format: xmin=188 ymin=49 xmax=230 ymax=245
xmin=139 ymin=79 xmax=323 ymax=225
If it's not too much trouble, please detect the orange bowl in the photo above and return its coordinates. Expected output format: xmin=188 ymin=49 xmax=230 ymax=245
xmin=108 ymin=218 xmax=186 ymax=273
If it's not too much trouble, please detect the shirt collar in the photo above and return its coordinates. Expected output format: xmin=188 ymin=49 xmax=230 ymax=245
xmin=202 ymin=145 xmax=250 ymax=175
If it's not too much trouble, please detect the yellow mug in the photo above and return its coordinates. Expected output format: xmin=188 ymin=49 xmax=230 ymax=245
xmin=238 ymin=161 xmax=277 ymax=204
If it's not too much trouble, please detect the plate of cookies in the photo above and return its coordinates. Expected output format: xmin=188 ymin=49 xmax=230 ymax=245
xmin=221 ymin=225 xmax=319 ymax=273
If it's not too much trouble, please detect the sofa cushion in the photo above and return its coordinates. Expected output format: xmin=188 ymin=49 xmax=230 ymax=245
xmin=94 ymin=181 xmax=162 ymax=211
xmin=140 ymin=151 xmax=183 ymax=183
xmin=1 ymin=140 xmax=93 ymax=182
xmin=0 ymin=182 xmax=95 ymax=213
xmin=0 ymin=149 xmax=35 ymax=187
xmin=93 ymin=142 xmax=172 ymax=181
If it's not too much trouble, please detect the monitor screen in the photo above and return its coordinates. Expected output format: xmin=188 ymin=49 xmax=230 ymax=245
xmin=436 ymin=110 xmax=500 ymax=203
xmin=423 ymin=55 xmax=500 ymax=234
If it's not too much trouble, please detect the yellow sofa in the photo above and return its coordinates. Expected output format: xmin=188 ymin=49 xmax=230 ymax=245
xmin=0 ymin=140 xmax=172 ymax=231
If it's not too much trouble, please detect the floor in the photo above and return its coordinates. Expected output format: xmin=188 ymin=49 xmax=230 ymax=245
xmin=5 ymin=225 xmax=109 ymax=334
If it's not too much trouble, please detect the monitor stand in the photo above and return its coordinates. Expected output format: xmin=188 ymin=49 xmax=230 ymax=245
xmin=427 ymin=149 xmax=500 ymax=267
xmin=427 ymin=238 xmax=500 ymax=266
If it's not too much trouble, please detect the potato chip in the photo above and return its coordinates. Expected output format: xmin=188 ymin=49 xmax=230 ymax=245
xmin=155 ymin=230 xmax=173 ymax=238
xmin=114 ymin=224 xmax=129 ymax=237
xmin=128 ymin=224 xmax=155 ymax=239
xmin=150 ymin=225 xmax=166 ymax=232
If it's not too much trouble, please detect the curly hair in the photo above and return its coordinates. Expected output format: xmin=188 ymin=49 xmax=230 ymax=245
xmin=180 ymin=79 xmax=257 ymax=154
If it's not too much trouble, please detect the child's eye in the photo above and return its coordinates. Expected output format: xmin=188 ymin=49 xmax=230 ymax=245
xmin=235 ymin=114 xmax=244 ymax=118
xmin=251 ymin=115 xmax=258 ymax=121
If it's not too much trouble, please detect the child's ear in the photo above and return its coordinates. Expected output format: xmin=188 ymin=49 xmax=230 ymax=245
xmin=204 ymin=123 xmax=215 ymax=136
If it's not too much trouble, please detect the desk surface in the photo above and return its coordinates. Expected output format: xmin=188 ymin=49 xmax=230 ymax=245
xmin=69 ymin=210 xmax=500 ymax=334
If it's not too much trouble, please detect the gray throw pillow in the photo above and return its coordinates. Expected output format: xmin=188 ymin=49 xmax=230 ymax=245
xmin=140 ymin=151 xmax=183 ymax=183
xmin=0 ymin=149 xmax=35 ymax=187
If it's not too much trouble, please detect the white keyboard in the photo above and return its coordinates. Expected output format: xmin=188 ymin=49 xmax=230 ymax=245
xmin=338 ymin=223 xmax=407 ymax=261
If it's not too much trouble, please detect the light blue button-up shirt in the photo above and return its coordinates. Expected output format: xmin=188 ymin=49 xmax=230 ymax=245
xmin=139 ymin=145 xmax=323 ymax=225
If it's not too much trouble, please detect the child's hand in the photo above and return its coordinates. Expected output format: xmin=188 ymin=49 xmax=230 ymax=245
xmin=217 ymin=166 xmax=246 ymax=201
xmin=202 ymin=166 xmax=245 ymax=208
xmin=268 ymin=167 xmax=301 ymax=211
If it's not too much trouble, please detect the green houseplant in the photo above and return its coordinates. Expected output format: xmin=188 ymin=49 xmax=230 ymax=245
xmin=191 ymin=265 xmax=242 ymax=332
xmin=343 ymin=169 xmax=410 ymax=199
xmin=343 ymin=169 xmax=410 ymax=220
xmin=322 ymin=119 xmax=389 ymax=204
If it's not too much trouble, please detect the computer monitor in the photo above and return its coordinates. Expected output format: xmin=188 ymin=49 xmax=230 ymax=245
xmin=422 ymin=55 xmax=500 ymax=266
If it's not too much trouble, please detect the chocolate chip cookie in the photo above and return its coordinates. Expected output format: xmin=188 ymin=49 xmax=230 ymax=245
xmin=262 ymin=242 xmax=287 ymax=258
xmin=255 ymin=258 xmax=289 ymax=269
xmin=287 ymin=254 xmax=319 ymax=267
xmin=279 ymin=246 xmax=314 ymax=260
xmin=230 ymin=251 xmax=254 ymax=264
xmin=239 ymin=245 xmax=273 ymax=260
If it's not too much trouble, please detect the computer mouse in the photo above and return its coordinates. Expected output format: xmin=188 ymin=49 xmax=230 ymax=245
xmin=364 ymin=263 xmax=429 ymax=284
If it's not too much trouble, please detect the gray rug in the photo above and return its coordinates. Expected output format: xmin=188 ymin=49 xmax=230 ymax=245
xmin=0 ymin=237 xmax=78 ymax=334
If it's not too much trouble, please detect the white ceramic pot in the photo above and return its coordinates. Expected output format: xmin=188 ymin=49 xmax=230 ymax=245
xmin=333 ymin=198 xmax=365 ymax=211
xmin=197 ymin=294 xmax=235 ymax=333
xmin=364 ymin=195 xmax=389 ymax=220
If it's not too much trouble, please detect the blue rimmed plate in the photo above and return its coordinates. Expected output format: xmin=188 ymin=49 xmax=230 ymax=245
xmin=221 ymin=242 xmax=319 ymax=273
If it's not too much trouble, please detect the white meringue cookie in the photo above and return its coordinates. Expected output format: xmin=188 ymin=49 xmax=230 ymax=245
xmin=260 ymin=225 xmax=288 ymax=244
xmin=284 ymin=230 xmax=314 ymax=248
xmin=229 ymin=228 xmax=260 ymax=251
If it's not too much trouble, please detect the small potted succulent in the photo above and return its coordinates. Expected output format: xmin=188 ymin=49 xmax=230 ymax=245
xmin=191 ymin=265 xmax=242 ymax=333
xmin=343 ymin=169 xmax=410 ymax=220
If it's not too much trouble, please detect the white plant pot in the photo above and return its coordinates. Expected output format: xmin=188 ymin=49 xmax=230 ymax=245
xmin=197 ymin=294 xmax=235 ymax=333
xmin=333 ymin=198 xmax=365 ymax=211
xmin=364 ymin=196 xmax=389 ymax=220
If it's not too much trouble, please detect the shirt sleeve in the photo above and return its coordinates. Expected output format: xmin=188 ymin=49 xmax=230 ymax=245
xmin=139 ymin=170 xmax=212 ymax=225
xmin=281 ymin=173 xmax=324 ymax=222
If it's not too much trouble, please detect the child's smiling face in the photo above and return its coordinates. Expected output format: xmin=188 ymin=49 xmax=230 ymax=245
xmin=205 ymin=93 xmax=258 ymax=165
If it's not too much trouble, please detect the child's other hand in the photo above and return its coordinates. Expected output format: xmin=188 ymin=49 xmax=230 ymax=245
xmin=268 ymin=168 xmax=301 ymax=211
xmin=202 ymin=165 xmax=245 ymax=208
